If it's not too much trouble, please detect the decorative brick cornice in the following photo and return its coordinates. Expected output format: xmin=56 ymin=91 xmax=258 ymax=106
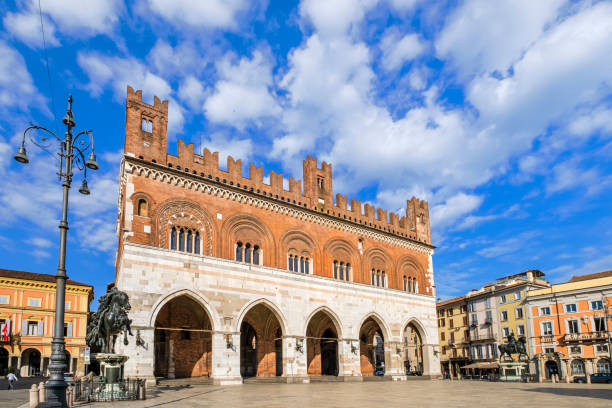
xmin=123 ymin=158 xmax=434 ymax=255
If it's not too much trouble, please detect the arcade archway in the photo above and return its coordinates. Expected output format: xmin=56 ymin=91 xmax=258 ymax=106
xmin=240 ymin=303 xmax=284 ymax=378
xmin=21 ymin=348 xmax=41 ymax=377
xmin=360 ymin=317 xmax=385 ymax=376
xmin=403 ymin=322 xmax=424 ymax=375
xmin=0 ymin=348 xmax=8 ymax=375
xmin=154 ymin=295 xmax=212 ymax=378
xmin=306 ymin=310 xmax=339 ymax=376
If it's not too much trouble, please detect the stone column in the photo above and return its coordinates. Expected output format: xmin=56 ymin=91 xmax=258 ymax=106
xmin=586 ymin=360 xmax=593 ymax=384
xmin=383 ymin=341 xmax=405 ymax=379
xmin=422 ymin=344 xmax=442 ymax=378
xmin=167 ymin=339 xmax=175 ymax=379
xmin=538 ymin=358 xmax=544 ymax=382
xmin=116 ymin=327 xmax=155 ymax=384
xmin=339 ymin=339 xmax=361 ymax=380
xmin=211 ymin=331 xmax=242 ymax=385
xmin=565 ymin=360 xmax=571 ymax=383
xmin=282 ymin=336 xmax=308 ymax=382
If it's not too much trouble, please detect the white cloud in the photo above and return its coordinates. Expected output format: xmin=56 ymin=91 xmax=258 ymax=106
xmin=380 ymin=28 xmax=425 ymax=71
xmin=387 ymin=0 xmax=420 ymax=12
xmin=430 ymin=193 xmax=483 ymax=228
xmin=300 ymin=0 xmax=378 ymax=38
xmin=568 ymin=107 xmax=612 ymax=137
xmin=436 ymin=0 xmax=566 ymax=79
xmin=3 ymin=11 xmax=60 ymax=48
xmin=6 ymin=0 xmax=122 ymax=43
xmin=0 ymin=41 xmax=45 ymax=112
xmin=40 ymin=0 xmax=121 ymax=35
xmin=148 ymin=0 xmax=248 ymax=29
xmin=546 ymin=158 xmax=599 ymax=195
xmin=204 ymin=51 xmax=281 ymax=127
xmin=31 ymin=237 xmax=53 ymax=248
xmin=199 ymin=132 xmax=255 ymax=166
xmin=178 ymin=76 xmax=206 ymax=111
xmin=147 ymin=41 xmax=209 ymax=79
xmin=77 ymin=52 xmax=186 ymax=135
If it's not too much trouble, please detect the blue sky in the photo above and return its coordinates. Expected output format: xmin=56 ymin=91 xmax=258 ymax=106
xmin=0 ymin=0 xmax=611 ymax=304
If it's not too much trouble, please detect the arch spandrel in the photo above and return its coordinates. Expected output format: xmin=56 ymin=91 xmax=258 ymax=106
xmin=234 ymin=298 xmax=289 ymax=335
xmin=148 ymin=288 xmax=219 ymax=330
xmin=357 ymin=312 xmax=392 ymax=342
xmin=303 ymin=305 xmax=344 ymax=339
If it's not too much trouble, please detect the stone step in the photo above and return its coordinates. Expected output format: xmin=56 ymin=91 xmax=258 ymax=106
xmin=156 ymin=377 xmax=214 ymax=387
xmin=363 ymin=375 xmax=391 ymax=381
xmin=243 ymin=377 xmax=287 ymax=384
xmin=308 ymin=376 xmax=347 ymax=382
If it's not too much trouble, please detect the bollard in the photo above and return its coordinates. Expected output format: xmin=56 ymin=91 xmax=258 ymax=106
xmin=66 ymin=385 xmax=72 ymax=408
xmin=38 ymin=382 xmax=46 ymax=403
xmin=29 ymin=384 xmax=39 ymax=408
xmin=551 ymin=374 xmax=556 ymax=383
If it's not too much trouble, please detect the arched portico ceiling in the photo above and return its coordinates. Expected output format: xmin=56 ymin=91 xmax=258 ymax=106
xmin=304 ymin=306 xmax=343 ymax=339
xmin=401 ymin=317 xmax=428 ymax=344
xmin=148 ymin=288 xmax=218 ymax=329
xmin=235 ymin=298 xmax=288 ymax=335
xmin=358 ymin=312 xmax=391 ymax=341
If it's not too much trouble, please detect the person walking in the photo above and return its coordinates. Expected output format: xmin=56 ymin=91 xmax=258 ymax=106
xmin=6 ymin=372 xmax=18 ymax=390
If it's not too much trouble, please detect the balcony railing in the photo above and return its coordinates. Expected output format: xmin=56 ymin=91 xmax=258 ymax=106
xmin=564 ymin=331 xmax=610 ymax=342
xmin=471 ymin=332 xmax=496 ymax=342
xmin=540 ymin=335 xmax=554 ymax=343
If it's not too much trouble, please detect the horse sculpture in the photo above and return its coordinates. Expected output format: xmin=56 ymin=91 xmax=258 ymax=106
xmin=498 ymin=333 xmax=528 ymax=361
xmin=86 ymin=287 xmax=134 ymax=354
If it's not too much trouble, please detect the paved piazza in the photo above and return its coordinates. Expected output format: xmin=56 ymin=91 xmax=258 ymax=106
xmin=74 ymin=381 xmax=612 ymax=408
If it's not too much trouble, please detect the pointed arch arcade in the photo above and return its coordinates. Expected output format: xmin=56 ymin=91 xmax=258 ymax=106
xmin=305 ymin=307 xmax=342 ymax=376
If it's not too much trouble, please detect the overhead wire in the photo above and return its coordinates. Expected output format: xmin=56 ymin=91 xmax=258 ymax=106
xmin=38 ymin=0 xmax=59 ymax=133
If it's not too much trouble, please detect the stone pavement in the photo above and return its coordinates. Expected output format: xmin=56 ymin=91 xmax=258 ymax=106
xmin=76 ymin=380 xmax=612 ymax=408
xmin=0 ymin=376 xmax=47 ymax=408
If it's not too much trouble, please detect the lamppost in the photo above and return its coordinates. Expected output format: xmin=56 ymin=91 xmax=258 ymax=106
xmin=14 ymin=95 xmax=98 ymax=407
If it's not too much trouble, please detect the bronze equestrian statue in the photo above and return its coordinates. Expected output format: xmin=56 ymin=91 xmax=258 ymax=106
xmin=86 ymin=287 xmax=134 ymax=353
xmin=498 ymin=333 xmax=528 ymax=361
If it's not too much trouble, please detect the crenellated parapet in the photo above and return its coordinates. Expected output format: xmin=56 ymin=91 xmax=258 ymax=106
xmin=123 ymin=86 xmax=432 ymax=245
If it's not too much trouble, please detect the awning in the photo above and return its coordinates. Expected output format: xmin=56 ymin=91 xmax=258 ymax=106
xmin=462 ymin=362 xmax=500 ymax=370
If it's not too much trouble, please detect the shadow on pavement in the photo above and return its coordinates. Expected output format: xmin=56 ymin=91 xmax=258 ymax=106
xmin=524 ymin=387 xmax=612 ymax=400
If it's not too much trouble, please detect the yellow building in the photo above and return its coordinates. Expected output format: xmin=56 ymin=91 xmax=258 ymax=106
xmin=437 ymin=296 xmax=470 ymax=378
xmin=495 ymin=270 xmax=549 ymax=360
xmin=0 ymin=269 xmax=93 ymax=377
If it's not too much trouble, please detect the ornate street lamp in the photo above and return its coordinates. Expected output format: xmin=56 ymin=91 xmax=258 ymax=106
xmin=14 ymin=95 xmax=98 ymax=407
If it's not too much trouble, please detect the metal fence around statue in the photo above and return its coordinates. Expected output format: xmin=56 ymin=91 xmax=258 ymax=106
xmin=74 ymin=377 xmax=145 ymax=402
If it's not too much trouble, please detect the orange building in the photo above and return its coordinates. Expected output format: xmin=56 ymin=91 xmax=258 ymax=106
xmin=0 ymin=269 xmax=93 ymax=377
xmin=526 ymin=271 xmax=612 ymax=381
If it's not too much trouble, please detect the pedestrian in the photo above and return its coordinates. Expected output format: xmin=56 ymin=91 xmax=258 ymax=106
xmin=7 ymin=371 xmax=18 ymax=390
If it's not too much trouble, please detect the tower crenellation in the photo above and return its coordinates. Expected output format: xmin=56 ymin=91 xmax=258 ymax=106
xmin=123 ymin=86 xmax=432 ymax=245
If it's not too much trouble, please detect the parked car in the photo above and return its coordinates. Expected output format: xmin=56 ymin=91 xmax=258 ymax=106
xmin=64 ymin=372 xmax=75 ymax=384
xmin=591 ymin=373 xmax=612 ymax=384
xmin=573 ymin=373 xmax=612 ymax=384
xmin=374 ymin=368 xmax=385 ymax=376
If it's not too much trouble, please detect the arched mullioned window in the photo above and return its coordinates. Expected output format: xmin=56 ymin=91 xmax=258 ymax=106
xmin=137 ymin=199 xmax=148 ymax=217
xmin=236 ymin=242 xmax=261 ymax=265
xmin=333 ymin=260 xmax=350 ymax=281
xmin=289 ymin=254 xmax=310 ymax=273
xmin=169 ymin=226 xmax=200 ymax=254
xmin=170 ymin=227 xmax=177 ymax=250
xmin=236 ymin=242 xmax=243 ymax=261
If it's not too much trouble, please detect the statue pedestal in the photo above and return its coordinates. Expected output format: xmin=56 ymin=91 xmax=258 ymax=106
xmin=94 ymin=354 xmax=129 ymax=383
xmin=499 ymin=360 xmax=528 ymax=382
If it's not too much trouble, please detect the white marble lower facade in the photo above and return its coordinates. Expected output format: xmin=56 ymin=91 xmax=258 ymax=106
xmin=115 ymin=242 xmax=441 ymax=384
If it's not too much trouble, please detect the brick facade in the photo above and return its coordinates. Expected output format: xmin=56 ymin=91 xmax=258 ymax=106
xmin=114 ymin=86 xmax=441 ymax=384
